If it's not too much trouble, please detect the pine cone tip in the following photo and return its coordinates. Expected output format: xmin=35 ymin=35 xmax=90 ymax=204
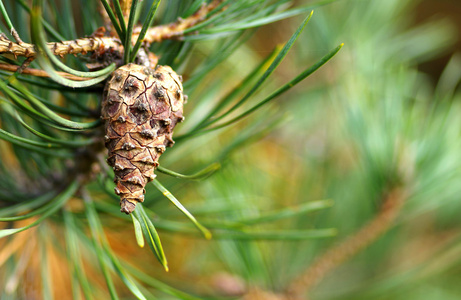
xmin=120 ymin=199 xmax=137 ymax=214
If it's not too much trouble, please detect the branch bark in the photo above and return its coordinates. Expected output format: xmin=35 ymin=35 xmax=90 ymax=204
xmin=0 ymin=34 xmax=123 ymax=59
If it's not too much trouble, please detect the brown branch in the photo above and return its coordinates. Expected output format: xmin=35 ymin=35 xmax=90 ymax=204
xmin=142 ymin=0 xmax=224 ymax=43
xmin=0 ymin=35 xmax=123 ymax=59
xmin=0 ymin=63 xmax=91 ymax=81
xmin=285 ymin=188 xmax=407 ymax=299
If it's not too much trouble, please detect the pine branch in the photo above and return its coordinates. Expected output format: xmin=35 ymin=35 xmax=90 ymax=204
xmin=0 ymin=33 xmax=121 ymax=59
xmin=0 ymin=0 xmax=224 ymax=65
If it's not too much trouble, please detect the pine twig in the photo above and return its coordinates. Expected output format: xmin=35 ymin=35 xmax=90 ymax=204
xmin=285 ymin=188 xmax=406 ymax=299
xmin=0 ymin=63 xmax=90 ymax=80
xmin=0 ymin=34 xmax=122 ymax=59
xmin=0 ymin=0 xmax=225 ymax=72
xmin=10 ymin=28 xmax=24 ymax=44
xmin=142 ymin=0 xmax=224 ymax=43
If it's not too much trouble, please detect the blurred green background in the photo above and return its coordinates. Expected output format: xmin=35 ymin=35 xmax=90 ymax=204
xmin=173 ymin=0 xmax=461 ymax=299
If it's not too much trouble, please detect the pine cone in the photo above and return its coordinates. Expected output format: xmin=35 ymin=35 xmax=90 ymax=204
xmin=101 ymin=63 xmax=185 ymax=214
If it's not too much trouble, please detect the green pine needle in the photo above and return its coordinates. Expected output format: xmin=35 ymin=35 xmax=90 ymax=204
xmin=152 ymin=179 xmax=212 ymax=240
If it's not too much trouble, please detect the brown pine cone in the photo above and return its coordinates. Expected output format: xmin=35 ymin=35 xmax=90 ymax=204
xmin=101 ymin=63 xmax=185 ymax=214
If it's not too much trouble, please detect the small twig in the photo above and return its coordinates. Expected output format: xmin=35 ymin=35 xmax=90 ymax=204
xmin=10 ymin=28 xmax=24 ymax=44
xmin=285 ymin=188 xmax=406 ymax=299
xmin=15 ymin=57 xmax=33 ymax=74
xmin=142 ymin=0 xmax=224 ymax=43
xmin=0 ymin=63 xmax=91 ymax=81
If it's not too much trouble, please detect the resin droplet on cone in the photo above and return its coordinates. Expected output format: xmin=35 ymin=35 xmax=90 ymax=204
xmin=101 ymin=63 xmax=185 ymax=214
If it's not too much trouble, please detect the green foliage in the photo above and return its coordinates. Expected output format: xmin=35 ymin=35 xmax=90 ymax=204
xmin=0 ymin=0 xmax=341 ymax=298
xmin=268 ymin=1 xmax=461 ymax=298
